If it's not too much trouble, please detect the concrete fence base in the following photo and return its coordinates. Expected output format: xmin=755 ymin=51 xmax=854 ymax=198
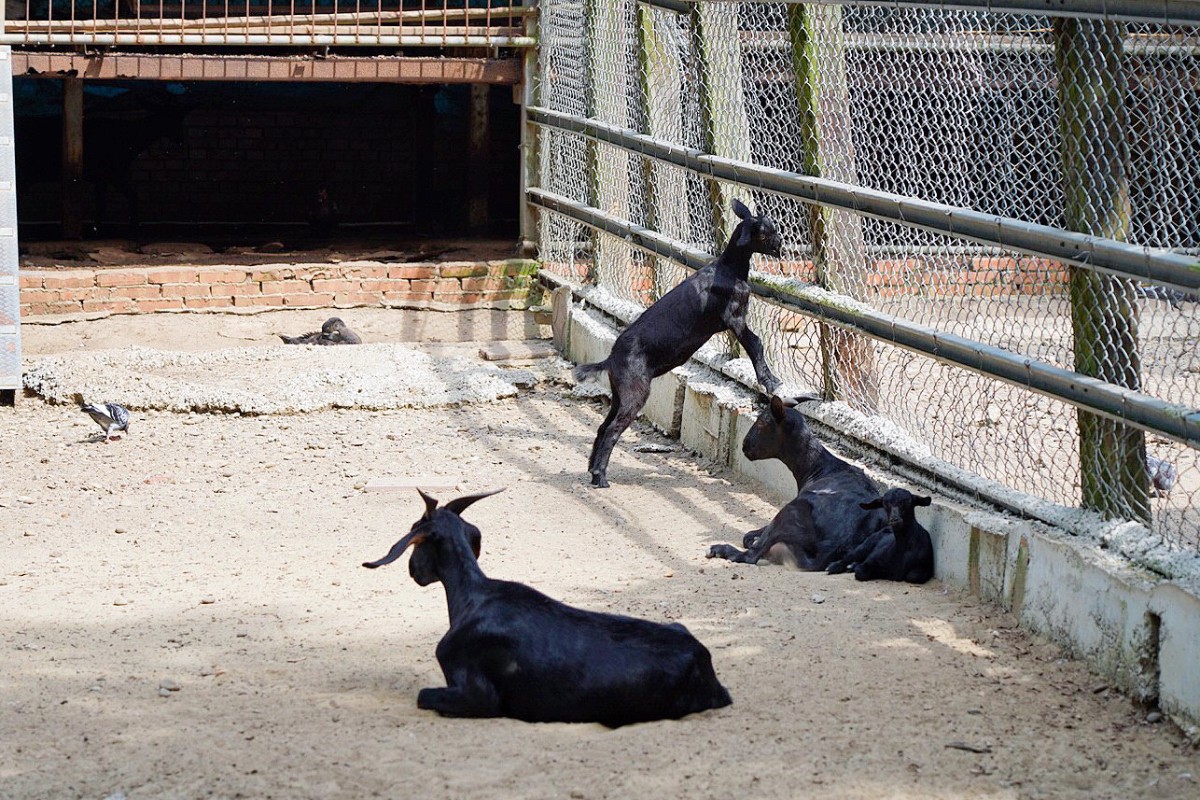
xmin=554 ymin=286 xmax=1200 ymax=736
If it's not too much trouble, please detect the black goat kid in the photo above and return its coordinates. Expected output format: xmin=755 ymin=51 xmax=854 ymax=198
xmin=826 ymin=488 xmax=935 ymax=584
xmin=362 ymin=490 xmax=732 ymax=727
xmin=707 ymin=395 xmax=884 ymax=569
xmin=574 ymin=199 xmax=783 ymax=487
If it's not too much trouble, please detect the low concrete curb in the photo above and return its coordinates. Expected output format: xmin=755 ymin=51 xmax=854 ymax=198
xmin=556 ymin=287 xmax=1200 ymax=735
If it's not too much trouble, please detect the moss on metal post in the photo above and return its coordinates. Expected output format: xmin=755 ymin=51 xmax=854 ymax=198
xmin=692 ymin=1 xmax=750 ymax=249
xmin=788 ymin=3 xmax=876 ymax=411
xmin=1054 ymin=17 xmax=1150 ymax=523
xmin=637 ymin=5 xmax=688 ymax=301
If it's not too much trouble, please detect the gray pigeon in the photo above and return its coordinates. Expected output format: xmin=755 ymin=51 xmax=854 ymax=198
xmin=278 ymin=317 xmax=362 ymax=346
xmin=1146 ymin=455 xmax=1178 ymax=496
xmin=81 ymin=402 xmax=130 ymax=442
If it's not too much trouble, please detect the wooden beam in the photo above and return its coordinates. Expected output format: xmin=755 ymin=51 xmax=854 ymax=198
xmin=61 ymin=76 xmax=83 ymax=240
xmin=13 ymin=53 xmax=522 ymax=84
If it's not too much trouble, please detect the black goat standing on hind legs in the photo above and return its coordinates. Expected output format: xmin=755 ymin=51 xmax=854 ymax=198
xmin=574 ymin=199 xmax=784 ymax=487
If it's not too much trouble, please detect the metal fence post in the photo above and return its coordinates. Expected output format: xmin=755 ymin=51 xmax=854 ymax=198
xmin=588 ymin=0 xmax=635 ymax=294
xmin=1054 ymin=17 xmax=1151 ymax=523
xmin=519 ymin=0 xmax=540 ymax=256
xmin=788 ymin=3 xmax=877 ymax=411
xmin=636 ymin=4 xmax=684 ymax=300
xmin=692 ymin=1 xmax=750 ymax=249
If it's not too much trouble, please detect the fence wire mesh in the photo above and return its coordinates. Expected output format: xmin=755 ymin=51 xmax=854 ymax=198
xmin=534 ymin=0 xmax=1200 ymax=555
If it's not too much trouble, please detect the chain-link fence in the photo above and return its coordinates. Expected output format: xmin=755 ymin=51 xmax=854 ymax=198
xmin=530 ymin=0 xmax=1200 ymax=562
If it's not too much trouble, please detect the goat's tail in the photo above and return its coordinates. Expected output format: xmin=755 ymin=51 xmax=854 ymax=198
xmin=572 ymin=360 xmax=609 ymax=384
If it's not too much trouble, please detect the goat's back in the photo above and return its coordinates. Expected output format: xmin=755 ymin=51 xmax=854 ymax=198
xmin=437 ymin=580 xmax=731 ymax=726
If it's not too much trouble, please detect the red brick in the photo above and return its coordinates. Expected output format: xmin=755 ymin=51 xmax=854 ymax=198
xmin=333 ymin=291 xmax=382 ymax=306
xmin=383 ymin=291 xmax=434 ymax=303
xmin=344 ymin=266 xmax=388 ymax=279
xmin=18 ymin=272 xmax=44 ymax=289
xmin=42 ymin=271 xmax=96 ymax=289
xmin=146 ymin=268 xmax=200 ymax=285
xmin=109 ymin=285 xmax=163 ymax=300
xmin=56 ymin=287 xmax=103 ymax=302
xmin=24 ymin=301 xmax=84 ymax=316
xmin=282 ymin=292 xmax=335 ymax=307
xmin=235 ymin=294 xmax=285 ymax=307
xmin=225 ymin=284 xmax=262 ymax=297
xmin=96 ymin=270 xmax=148 ymax=287
xmin=971 ymin=256 xmax=1017 ymax=273
xmin=136 ymin=298 xmax=186 ymax=312
xmin=198 ymin=268 xmax=250 ymax=284
xmin=82 ymin=298 xmax=138 ymax=313
xmin=19 ymin=288 xmax=59 ymax=304
xmin=185 ymin=296 xmax=235 ymax=309
xmin=311 ymin=278 xmax=356 ymax=293
xmin=249 ymin=268 xmax=294 ymax=282
xmin=461 ymin=276 xmax=510 ymax=292
xmin=358 ymin=279 xmax=410 ymax=293
xmin=260 ymin=279 xmax=310 ymax=294
xmin=388 ymin=266 xmax=436 ymax=280
xmin=161 ymin=284 xmax=210 ymax=299
xmin=409 ymin=279 xmax=441 ymax=292
xmin=438 ymin=263 xmax=489 ymax=279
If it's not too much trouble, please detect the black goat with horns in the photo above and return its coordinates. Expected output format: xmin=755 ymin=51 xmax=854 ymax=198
xmin=362 ymin=490 xmax=732 ymax=727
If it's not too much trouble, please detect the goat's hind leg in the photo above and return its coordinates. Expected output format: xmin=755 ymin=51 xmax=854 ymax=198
xmin=588 ymin=373 xmax=651 ymax=488
xmin=418 ymin=671 xmax=501 ymax=719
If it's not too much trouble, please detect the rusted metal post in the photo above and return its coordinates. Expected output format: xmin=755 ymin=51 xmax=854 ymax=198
xmin=518 ymin=0 xmax=539 ymax=256
xmin=1054 ymin=17 xmax=1150 ymax=523
xmin=788 ymin=4 xmax=877 ymax=412
xmin=61 ymin=76 xmax=84 ymax=240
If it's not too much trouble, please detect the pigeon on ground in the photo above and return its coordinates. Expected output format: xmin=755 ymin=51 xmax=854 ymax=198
xmin=81 ymin=402 xmax=130 ymax=442
xmin=278 ymin=317 xmax=362 ymax=346
xmin=1146 ymin=455 xmax=1178 ymax=497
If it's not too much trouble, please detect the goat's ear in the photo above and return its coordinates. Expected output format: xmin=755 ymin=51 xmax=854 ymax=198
xmin=362 ymin=530 xmax=427 ymax=569
xmin=860 ymin=498 xmax=883 ymax=510
xmin=735 ymin=220 xmax=754 ymax=247
xmin=417 ymin=489 xmax=439 ymax=519
xmin=444 ymin=488 xmax=505 ymax=516
xmin=732 ymin=198 xmax=752 ymax=220
xmin=914 ymin=495 xmax=933 ymax=507
xmin=769 ymin=394 xmax=787 ymax=423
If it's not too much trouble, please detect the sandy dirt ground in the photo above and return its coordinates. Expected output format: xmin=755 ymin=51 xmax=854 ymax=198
xmin=2 ymin=309 xmax=1198 ymax=800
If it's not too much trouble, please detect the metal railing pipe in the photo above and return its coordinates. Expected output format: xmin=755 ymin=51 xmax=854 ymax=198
xmin=528 ymin=186 xmax=1200 ymax=448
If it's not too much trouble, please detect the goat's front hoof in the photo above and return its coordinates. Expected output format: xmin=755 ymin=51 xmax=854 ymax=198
xmin=826 ymin=561 xmax=847 ymax=575
xmin=707 ymin=544 xmax=738 ymax=561
xmin=590 ymin=473 xmax=610 ymax=488
xmin=853 ymin=566 xmax=871 ymax=582
xmin=742 ymin=531 xmax=762 ymax=549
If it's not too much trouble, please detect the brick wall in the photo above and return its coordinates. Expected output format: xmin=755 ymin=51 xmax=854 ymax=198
xmin=19 ymin=259 xmax=540 ymax=317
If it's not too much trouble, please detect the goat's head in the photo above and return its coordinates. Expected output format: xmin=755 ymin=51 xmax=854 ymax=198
xmin=860 ymin=488 xmax=931 ymax=532
xmin=742 ymin=394 xmax=819 ymax=462
xmin=732 ymin=199 xmax=783 ymax=257
xmin=362 ymin=489 xmax=502 ymax=585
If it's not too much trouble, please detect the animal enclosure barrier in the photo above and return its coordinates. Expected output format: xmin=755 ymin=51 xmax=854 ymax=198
xmin=529 ymin=0 xmax=1200 ymax=563
xmin=0 ymin=0 xmax=533 ymax=47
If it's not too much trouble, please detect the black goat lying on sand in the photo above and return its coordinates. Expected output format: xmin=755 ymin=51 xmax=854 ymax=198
xmin=826 ymin=488 xmax=934 ymax=584
xmin=279 ymin=317 xmax=361 ymax=345
xmin=574 ymin=199 xmax=783 ymax=488
xmin=362 ymin=490 xmax=732 ymax=727
xmin=707 ymin=396 xmax=884 ymax=569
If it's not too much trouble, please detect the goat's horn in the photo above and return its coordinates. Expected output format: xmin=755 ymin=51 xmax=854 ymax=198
xmin=443 ymin=488 xmax=505 ymax=516
xmin=417 ymin=489 xmax=439 ymax=519
xmin=362 ymin=530 xmax=427 ymax=569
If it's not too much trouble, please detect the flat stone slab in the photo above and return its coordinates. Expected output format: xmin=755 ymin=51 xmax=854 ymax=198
xmin=478 ymin=341 xmax=558 ymax=361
